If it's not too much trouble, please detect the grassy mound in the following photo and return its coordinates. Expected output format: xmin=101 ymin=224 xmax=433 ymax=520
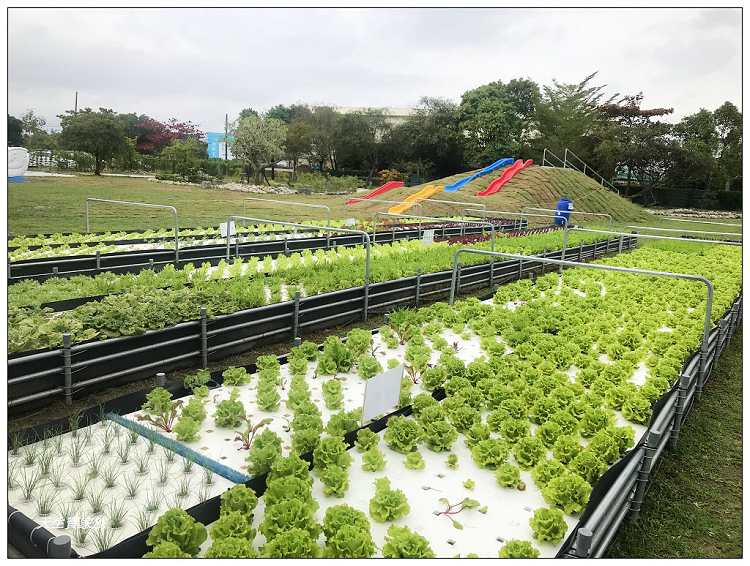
xmin=369 ymin=165 xmax=647 ymax=223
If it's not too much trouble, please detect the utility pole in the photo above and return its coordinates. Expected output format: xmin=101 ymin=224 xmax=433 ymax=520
xmin=224 ymin=113 xmax=228 ymax=161
xmin=74 ymin=91 xmax=78 ymax=113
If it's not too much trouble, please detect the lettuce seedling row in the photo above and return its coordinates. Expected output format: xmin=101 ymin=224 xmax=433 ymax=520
xmin=9 ymin=238 xmax=635 ymax=410
xmin=8 ymin=244 xmax=740 ymax=558
xmin=9 ymin=219 xmax=522 ymax=281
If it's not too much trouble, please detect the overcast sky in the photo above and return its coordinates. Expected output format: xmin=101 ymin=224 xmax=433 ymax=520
xmin=8 ymin=7 xmax=742 ymax=133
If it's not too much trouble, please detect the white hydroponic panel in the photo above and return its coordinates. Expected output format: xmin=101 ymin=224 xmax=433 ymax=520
xmin=7 ymin=419 xmax=234 ymax=556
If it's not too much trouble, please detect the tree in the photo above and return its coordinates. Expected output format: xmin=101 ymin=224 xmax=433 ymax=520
xmin=713 ymin=101 xmax=742 ymax=190
xmin=534 ymin=72 xmax=615 ymax=163
xmin=309 ymin=106 xmax=339 ymax=172
xmin=8 ymin=115 xmax=23 ymax=146
xmin=667 ymin=109 xmax=719 ymax=190
xmin=161 ymin=137 xmax=207 ymax=176
xmin=459 ymin=78 xmax=540 ymax=166
xmin=285 ymin=118 xmax=313 ymax=181
xmin=59 ymin=107 xmax=128 ymax=175
xmin=392 ymin=97 xmax=465 ymax=178
xmin=230 ymin=114 xmax=286 ymax=184
xmin=335 ymin=109 xmax=391 ymax=185
xmin=266 ymin=105 xmax=293 ymax=124
xmin=597 ymin=94 xmax=674 ymax=192
xmin=21 ymin=110 xmax=47 ymax=138
xmin=239 ymin=108 xmax=260 ymax=121
xmin=133 ymin=116 xmax=204 ymax=154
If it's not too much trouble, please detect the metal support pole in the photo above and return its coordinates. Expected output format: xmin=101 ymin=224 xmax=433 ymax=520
xmin=200 ymin=307 xmax=208 ymax=369
xmin=559 ymin=224 xmax=570 ymax=273
xmin=415 ymin=271 xmax=422 ymax=307
xmin=149 ymin=258 xmax=155 ymax=270
xmin=629 ymin=429 xmax=661 ymax=522
xmin=156 ymin=372 xmax=166 ymax=387
xmin=669 ymin=374 xmax=690 ymax=448
xmin=95 ymin=250 xmax=101 ymax=271
xmin=574 ymin=528 xmax=593 ymax=558
xmin=63 ymin=333 xmax=72 ymax=405
xmin=292 ymin=291 xmax=301 ymax=339
xmin=52 ymin=266 xmax=59 ymax=275
xmin=48 ymin=535 xmax=72 ymax=558
xmin=283 ymin=238 xmax=289 ymax=257
xmin=618 ymin=235 xmax=624 ymax=254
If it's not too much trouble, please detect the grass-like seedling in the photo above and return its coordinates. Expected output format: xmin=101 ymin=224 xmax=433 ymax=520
xmin=82 ymin=424 xmax=94 ymax=446
xmin=98 ymin=405 xmax=108 ymax=428
xmin=87 ymin=453 xmax=103 ymax=479
xmin=22 ymin=444 xmax=38 ymax=466
xmin=162 ymin=447 xmax=176 ymax=463
xmin=91 ymin=526 xmax=115 ymax=552
xmin=19 ymin=467 xmax=41 ymax=501
xmin=87 ymin=489 xmax=105 ymax=515
xmin=68 ymin=436 xmax=85 ymax=467
xmin=145 ymin=491 xmax=161 ymax=513
xmin=115 ymin=440 xmax=131 ymax=464
xmin=8 ymin=461 xmax=18 ymax=491
xmin=128 ymin=429 xmax=139 ymax=446
xmin=107 ymin=501 xmax=128 ymax=529
xmin=122 ymin=475 xmax=142 ymax=499
xmin=101 ymin=464 xmax=119 ymax=489
xmin=202 ymin=469 xmax=214 ymax=486
xmin=35 ymin=487 xmax=56 ymax=516
xmin=37 ymin=449 xmax=55 ymax=477
xmin=70 ymin=473 xmax=89 ymax=501
xmin=176 ymin=477 xmax=191 ymax=498
xmin=166 ymin=493 xmax=183 ymax=509
xmin=48 ymin=462 xmax=65 ymax=489
xmin=58 ymin=502 xmax=77 ymax=529
xmin=156 ymin=459 xmax=170 ymax=486
xmin=69 ymin=412 xmax=82 ymax=437
xmin=112 ymin=423 xmax=122 ymax=439
xmin=198 ymin=484 xmax=211 ymax=503
xmin=133 ymin=510 xmax=152 ymax=532
xmin=10 ymin=431 xmax=22 ymax=456
xmin=181 ymin=457 xmax=194 ymax=475
xmin=133 ymin=453 xmax=149 ymax=476
xmin=73 ymin=525 xmax=91 ymax=548
xmin=101 ymin=425 xmax=114 ymax=455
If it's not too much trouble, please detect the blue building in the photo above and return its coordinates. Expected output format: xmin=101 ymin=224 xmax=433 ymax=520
xmin=206 ymin=132 xmax=235 ymax=160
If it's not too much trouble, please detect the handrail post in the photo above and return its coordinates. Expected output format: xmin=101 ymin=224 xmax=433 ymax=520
xmin=629 ymin=429 xmax=662 ymax=522
xmin=200 ymin=307 xmax=208 ymax=369
xmin=63 ymin=333 xmax=72 ymax=405
xmin=670 ymin=373 xmax=690 ymax=449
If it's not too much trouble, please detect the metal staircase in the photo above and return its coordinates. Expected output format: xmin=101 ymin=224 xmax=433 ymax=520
xmin=542 ymin=148 xmax=619 ymax=195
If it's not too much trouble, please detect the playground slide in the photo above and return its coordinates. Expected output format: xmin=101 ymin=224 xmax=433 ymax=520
xmin=388 ymin=185 xmax=442 ymax=214
xmin=443 ymin=157 xmax=514 ymax=193
xmin=475 ymin=159 xmax=534 ymax=197
xmin=346 ymin=180 xmax=405 ymax=205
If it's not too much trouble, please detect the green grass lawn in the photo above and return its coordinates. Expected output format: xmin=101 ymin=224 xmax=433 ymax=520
xmin=8 ymin=176 xmax=364 ymax=234
xmin=608 ymin=330 xmax=743 ymax=558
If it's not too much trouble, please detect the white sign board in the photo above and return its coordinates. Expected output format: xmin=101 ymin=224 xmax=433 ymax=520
xmin=421 ymin=229 xmax=435 ymax=245
xmin=220 ymin=221 xmax=236 ymax=237
xmin=362 ymin=364 xmax=404 ymax=423
xmin=344 ymin=218 xmax=357 ymax=227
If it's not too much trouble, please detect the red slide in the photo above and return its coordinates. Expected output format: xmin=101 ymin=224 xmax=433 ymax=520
xmin=346 ymin=180 xmax=405 ymax=205
xmin=475 ymin=159 xmax=534 ymax=197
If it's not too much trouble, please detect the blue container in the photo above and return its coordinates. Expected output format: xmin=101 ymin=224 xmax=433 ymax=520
xmin=555 ymin=197 xmax=573 ymax=226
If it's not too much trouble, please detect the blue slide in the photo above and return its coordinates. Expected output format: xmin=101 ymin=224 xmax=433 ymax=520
xmin=444 ymin=157 xmax=515 ymax=193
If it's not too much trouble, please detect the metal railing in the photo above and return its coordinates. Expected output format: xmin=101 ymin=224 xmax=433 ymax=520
xmin=648 ymin=216 xmax=742 ymax=229
xmin=345 ymin=196 xmax=423 ymax=214
xmin=466 ymin=208 xmax=567 ymax=227
xmin=85 ymin=198 xmax=179 ymax=263
xmin=541 ymin=148 xmax=565 ymax=168
xmin=371 ymin=211 xmax=497 ymax=251
xmin=563 ymin=148 xmax=619 ymax=194
xmin=225 ymin=215 xmax=372 ymax=320
xmin=522 ymin=206 xmax=613 ymax=227
xmin=625 ymin=225 xmax=742 ymax=240
xmin=242 ymin=197 xmax=331 ymax=226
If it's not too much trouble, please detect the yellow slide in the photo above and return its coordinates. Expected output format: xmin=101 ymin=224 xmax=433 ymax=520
xmin=388 ymin=185 xmax=442 ymax=214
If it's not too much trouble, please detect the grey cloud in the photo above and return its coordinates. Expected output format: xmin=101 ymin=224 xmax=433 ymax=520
xmin=8 ymin=7 xmax=741 ymax=132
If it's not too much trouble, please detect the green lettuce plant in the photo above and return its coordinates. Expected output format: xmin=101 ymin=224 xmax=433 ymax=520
xmin=205 ymin=536 xmax=257 ymax=558
xmin=322 ymin=504 xmax=371 ymax=540
xmin=422 ymin=419 xmax=458 ymax=452
xmin=537 ymin=420 xmax=563 ymax=448
xmin=183 ymin=369 xmax=211 ymax=392
xmin=260 ymin=498 xmax=321 ymax=542
xmin=384 ymin=416 xmax=423 ymax=453
xmin=346 ymin=328 xmax=373 ymax=357
xmin=220 ymin=485 xmax=258 ymax=517
xmin=313 ymin=435 xmax=353 ymax=471
xmin=246 ymin=429 xmax=282 ymax=476
xmin=141 ymin=386 xmax=173 ymax=416
xmin=404 ymin=451 xmax=425 ymax=470
xmin=499 ymin=418 xmax=530 ymax=444
xmin=210 ymin=510 xmax=256 ymax=541
xmin=621 ymin=393 xmax=652 ymax=425
xmin=146 ymin=508 xmax=207 ymax=557
xmin=471 ymin=438 xmax=509 ymax=469
xmin=369 ymin=477 xmax=410 ymax=522
xmin=214 ymin=389 xmax=246 ymax=428
xmin=261 ymin=528 xmax=321 ymax=558
xmin=325 ymin=409 xmax=361 ymax=437
xmin=381 ymin=525 xmax=435 ymax=558
xmin=579 ymin=407 xmax=614 ymax=438
xmin=355 ymin=428 xmax=378 ymax=452
xmin=362 ymin=447 xmax=386 ymax=472
xmin=319 ymin=465 xmax=349 ymax=497
xmin=221 ymin=366 xmax=250 ymax=386
xmin=498 ymin=540 xmax=540 ymax=558
xmin=531 ymin=458 xmax=567 ymax=490
xmin=267 ymin=453 xmax=312 ymax=486
xmin=513 ymin=436 xmax=546 ymax=469
xmin=496 ymin=463 xmax=524 ymax=490
xmin=530 ymin=507 xmax=568 ymax=543
xmin=464 ymin=421 xmax=491 ymax=448
xmin=542 ymin=472 xmax=592 ymax=515
xmin=173 ymin=416 xmax=200 ymax=442
xmin=322 ymin=379 xmax=343 ymax=410
xmin=181 ymin=397 xmax=206 ymax=423
xmin=357 ymin=355 xmax=383 ymax=380
xmin=256 ymin=382 xmax=281 ymax=411
xmin=265 ymin=476 xmax=318 ymax=510
xmin=569 ymin=450 xmax=608 ymax=484
xmin=551 ymin=434 xmax=582 ymax=464
xmin=144 ymin=541 xmax=191 ymax=558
